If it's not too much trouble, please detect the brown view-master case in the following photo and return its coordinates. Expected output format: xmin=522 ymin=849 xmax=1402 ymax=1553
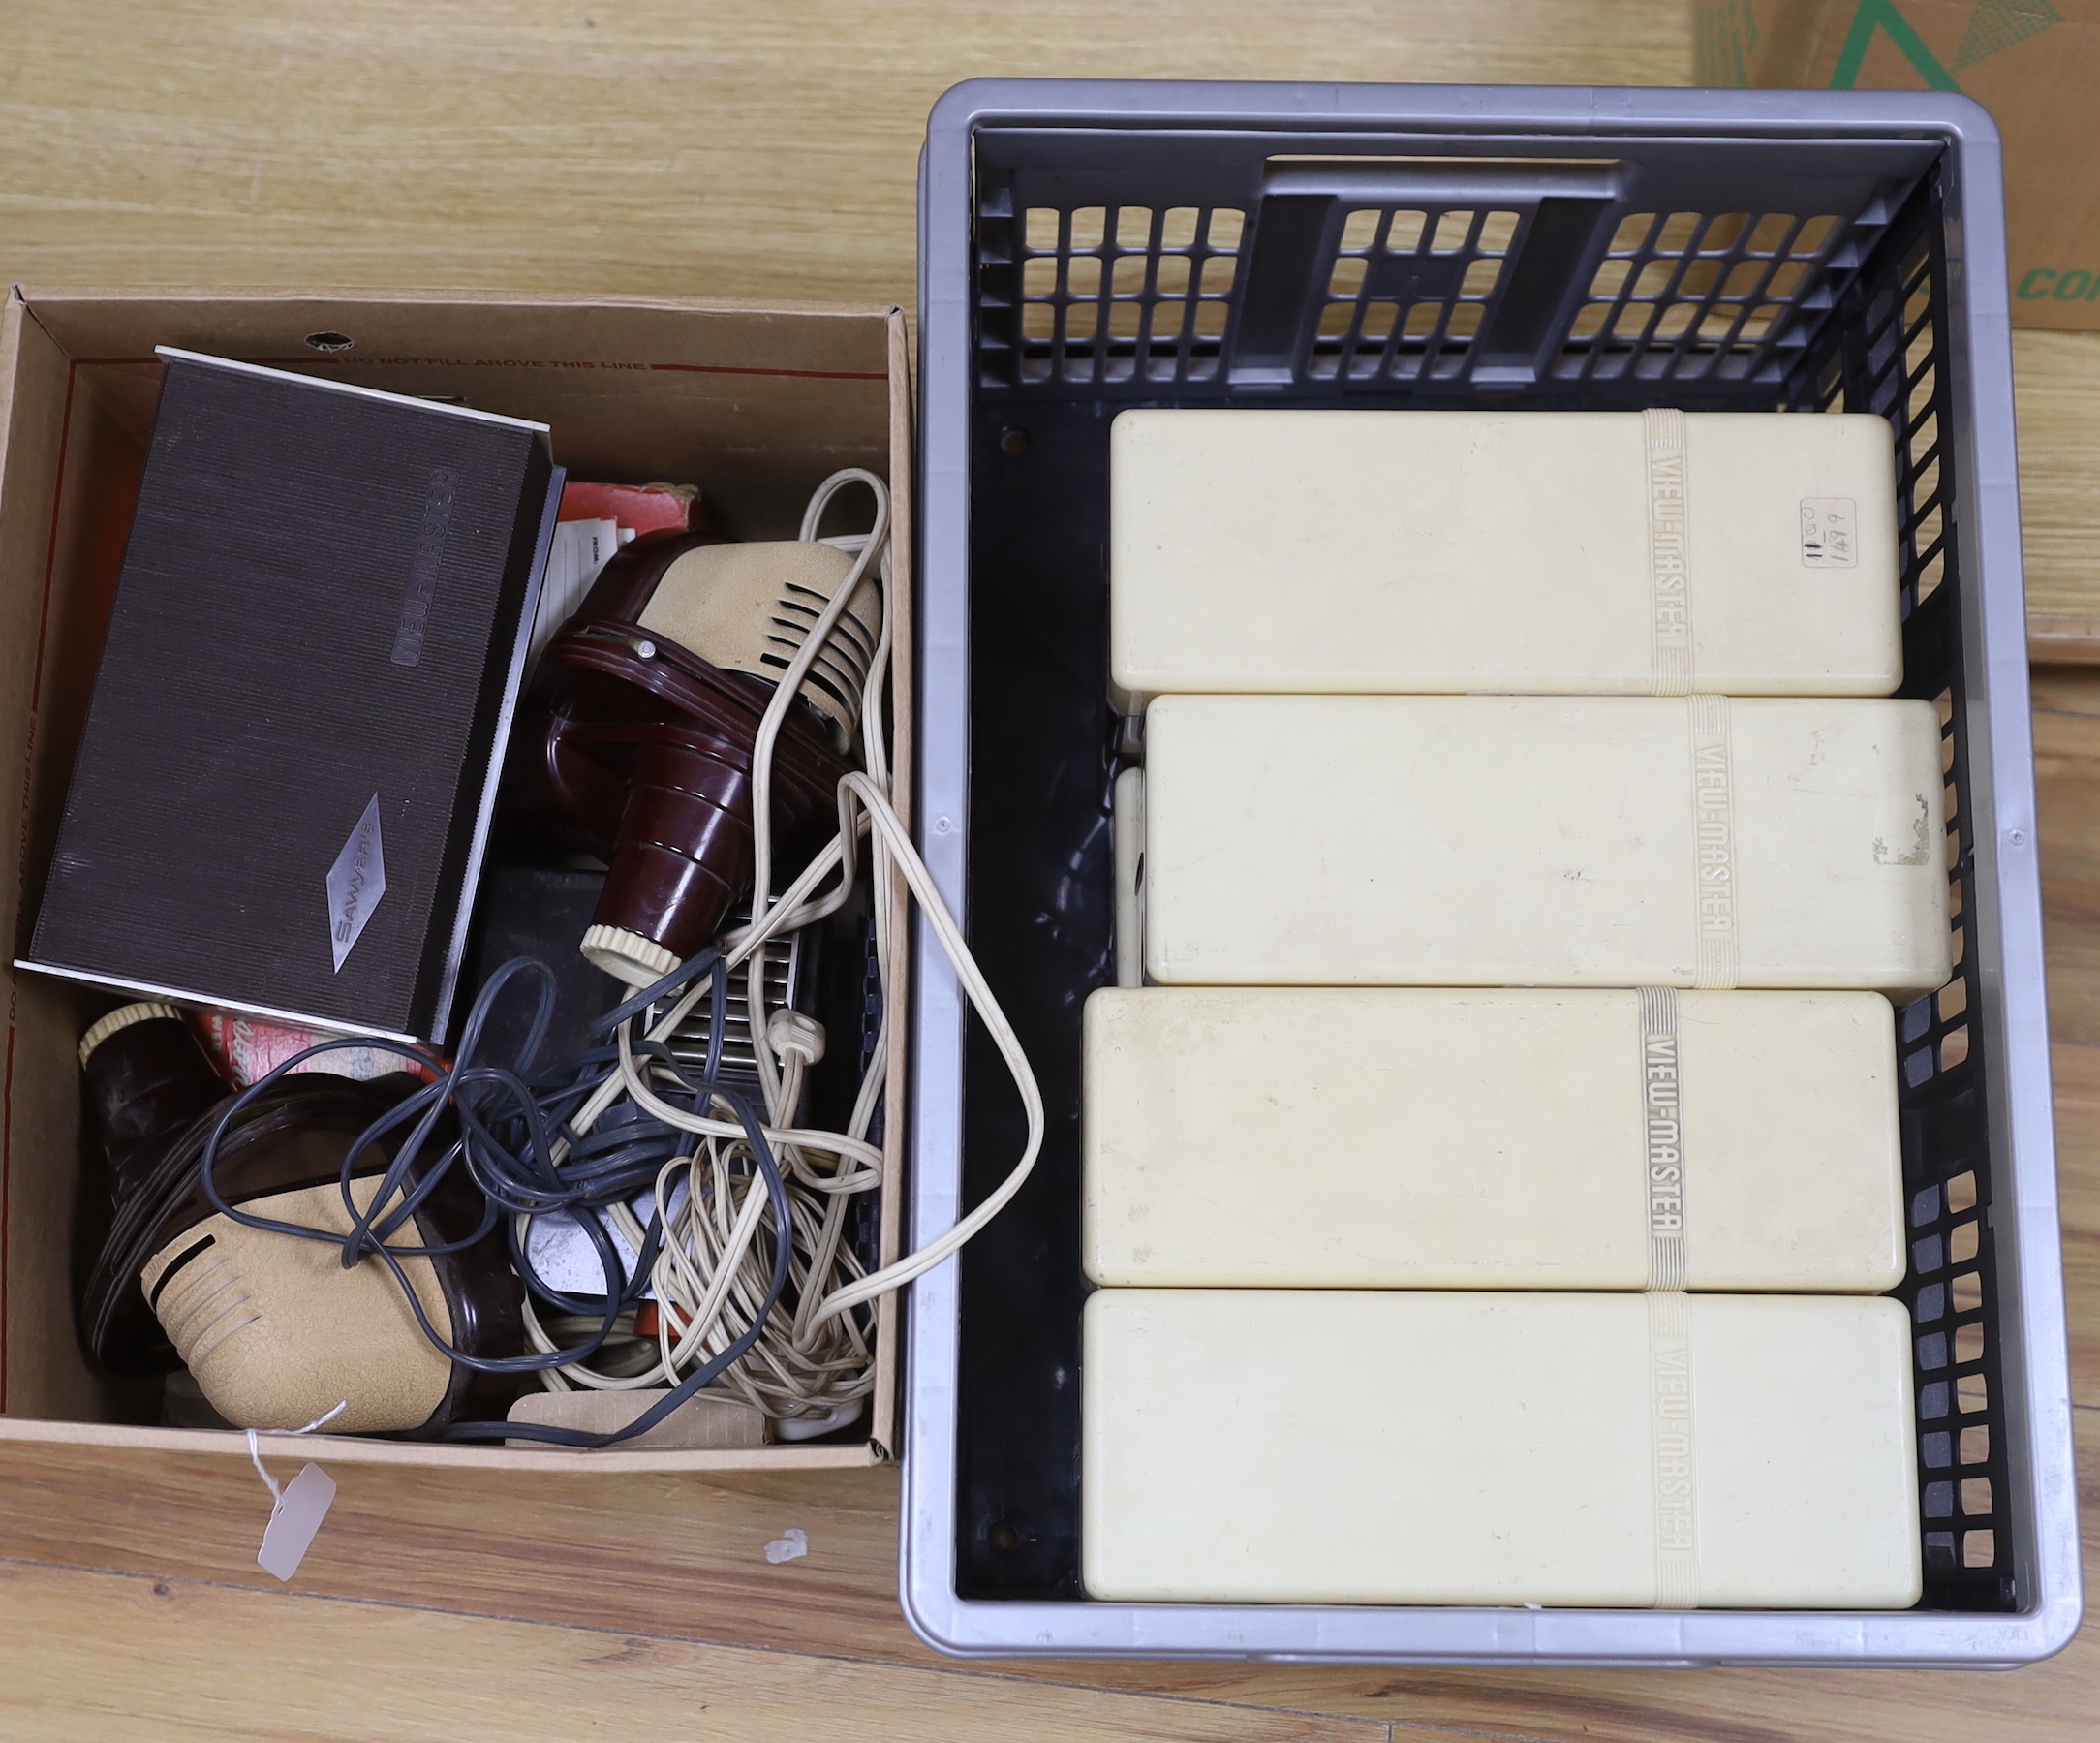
xmin=23 ymin=350 xmax=560 ymax=1042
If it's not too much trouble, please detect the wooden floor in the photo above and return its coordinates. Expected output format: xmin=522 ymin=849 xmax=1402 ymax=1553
xmin=0 ymin=3 xmax=2093 ymax=1737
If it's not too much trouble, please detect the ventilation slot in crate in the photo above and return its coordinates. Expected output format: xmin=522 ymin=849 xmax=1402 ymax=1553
xmin=1009 ymin=203 xmax=1245 ymax=387
xmin=978 ymin=163 xmax=1900 ymax=397
xmin=1308 ymin=205 xmax=1520 ymax=383
xmin=1556 ymin=209 xmax=1848 ymax=383
xmin=1796 ymin=178 xmax=2014 ymax=1611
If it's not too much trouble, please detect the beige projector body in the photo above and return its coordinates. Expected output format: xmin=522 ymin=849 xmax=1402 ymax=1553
xmin=1081 ymin=1289 xmax=1922 ymax=1608
xmin=1082 ymin=986 xmax=1902 ymax=1292
xmin=1141 ymin=693 xmax=1951 ymax=996
xmin=1109 ymin=408 xmax=1901 ymax=700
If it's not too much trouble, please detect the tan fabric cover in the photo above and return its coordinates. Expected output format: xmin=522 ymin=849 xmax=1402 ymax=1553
xmin=638 ymin=541 xmax=880 ymax=742
xmin=141 ymin=1174 xmax=455 ymax=1434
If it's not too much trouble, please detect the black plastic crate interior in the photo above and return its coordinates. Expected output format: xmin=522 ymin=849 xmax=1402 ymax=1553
xmin=953 ymin=130 xmax=2008 ymax=1610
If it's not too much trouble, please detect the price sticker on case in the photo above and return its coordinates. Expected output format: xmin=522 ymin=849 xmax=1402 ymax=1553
xmin=1800 ymin=498 xmax=1858 ymax=569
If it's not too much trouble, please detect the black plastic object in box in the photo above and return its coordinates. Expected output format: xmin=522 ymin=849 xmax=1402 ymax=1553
xmin=22 ymin=350 xmax=560 ymax=1043
xmin=459 ymin=863 xmax=625 ymax=1064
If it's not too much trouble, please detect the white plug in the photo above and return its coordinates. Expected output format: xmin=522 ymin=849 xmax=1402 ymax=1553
xmin=767 ymin=1007 xmax=826 ymax=1067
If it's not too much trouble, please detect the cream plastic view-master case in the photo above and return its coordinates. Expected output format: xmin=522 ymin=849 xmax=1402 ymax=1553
xmin=1141 ymin=693 xmax=1951 ymax=996
xmin=1081 ymin=1289 xmax=1922 ymax=1608
xmin=1082 ymin=986 xmax=1902 ymax=1291
xmin=1109 ymin=408 xmax=1901 ymax=700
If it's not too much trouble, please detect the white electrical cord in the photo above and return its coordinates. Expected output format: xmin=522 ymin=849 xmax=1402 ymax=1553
xmin=523 ymin=470 xmax=1042 ymax=1428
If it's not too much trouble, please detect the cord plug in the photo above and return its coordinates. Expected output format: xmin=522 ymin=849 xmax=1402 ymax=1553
xmin=767 ymin=1007 xmax=826 ymax=1068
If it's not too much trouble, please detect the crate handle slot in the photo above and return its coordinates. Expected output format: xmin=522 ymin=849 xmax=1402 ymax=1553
xmin=1234 ymin=157 xmax=1628 ymax=389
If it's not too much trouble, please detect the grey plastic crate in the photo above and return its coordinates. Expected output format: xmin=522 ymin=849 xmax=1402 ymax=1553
xmin=906 ymin=79 xmax=2080 ymax=1665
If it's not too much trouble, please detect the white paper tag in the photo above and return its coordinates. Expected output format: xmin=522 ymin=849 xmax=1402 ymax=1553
xmin=257 ymin=1463 xmax=337 ymax=1582
xmin=1799 ymin=497 xmax=1858 ymax=568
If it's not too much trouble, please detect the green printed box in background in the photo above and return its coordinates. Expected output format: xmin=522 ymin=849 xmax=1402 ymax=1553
xmin=1696 ymin=1 xmax=2100 ymax=332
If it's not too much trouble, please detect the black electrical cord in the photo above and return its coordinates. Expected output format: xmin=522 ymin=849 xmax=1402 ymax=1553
xmin=194 ymin=951 xmax=793 ymax=1448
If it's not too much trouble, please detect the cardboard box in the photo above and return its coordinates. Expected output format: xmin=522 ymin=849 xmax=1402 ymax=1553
xmin=0 ymin=287 xmax=912 ymax=1473
xmin=1695 ymin=0 xmax=2100 ymax=331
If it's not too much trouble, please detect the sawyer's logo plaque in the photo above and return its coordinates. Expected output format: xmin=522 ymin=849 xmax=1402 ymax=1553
xmin=326 ymin=795 xmax=387 ymax=972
